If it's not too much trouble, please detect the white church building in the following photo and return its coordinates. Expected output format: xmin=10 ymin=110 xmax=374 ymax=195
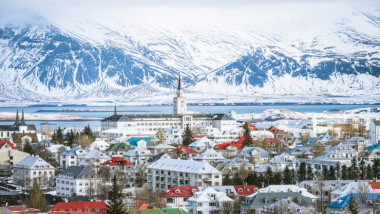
xmin=101 ymin=76 xmax=236 ymax=135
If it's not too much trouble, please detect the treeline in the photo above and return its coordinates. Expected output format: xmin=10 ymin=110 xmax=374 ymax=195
xmin=51 ymin=125 xmax=94 ymax=148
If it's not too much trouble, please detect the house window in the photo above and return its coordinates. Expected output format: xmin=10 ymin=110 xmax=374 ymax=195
xmin=197 ymin=203 xmax=203 ymax=207
xmin=77 ymin=209 xmax=81 ymax=211
xmin=86 ymin=208 xmax=91 ymax=212
xmin=209 ymin=202 xmax=217 ymax=206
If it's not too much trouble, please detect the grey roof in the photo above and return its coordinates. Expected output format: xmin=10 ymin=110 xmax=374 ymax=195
xmin=221 ymin=157 xmax=253 ymax=166
xmin=148 ymin=152 xmax=171 ymax=163
xmin=243 ymin=192 xmax=314 ymax=208
xmin=14 ymin=156 xmax=54 ymax=169
xmin=238 ymin=147 xmax=269 ymax=157
xmin=102 ymin=113 xmax=235 ymax=122
xmin=58 ymin=166 xmax=100 ymax=179
xmin=69 ymin=195 xmax=91 ymax=202
xmin=0 ymin=125 xmax=19 ymax=131
xmin=373 ymin=120 xmax=380 ymax=126
xmin=148 ymin=158 xmax=221 ymax=174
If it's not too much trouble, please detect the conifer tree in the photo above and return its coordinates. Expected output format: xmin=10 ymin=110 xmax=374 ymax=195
xmin=56 ymin=127 xmax=64 ymax=144
xmin=283 ymin=166 xmax=292 ymax=184
xmin=82 ymin=125 xmax=94 ymax=141
xmin=242 ymin=122 xmax=254 ymax=147
xmin=328 ymin=165 xmax=336 ymax=180
xmin=265 ymin=167 xmax=274 ymax=186
xmin=25 ymin=179 xmax=49 ymax=211
xmin=359 ymin=159 xmax=366 ymax=180
xmin=106 ymin=175 xmax=126 ymax=214
xmin=373 ymin=158 xmax=380 ymax=180
xmin=298 ymin=162 xmax=307 ymax=182
xmin=342 ymin=165 xmax=348 ymax=180
xmin=274 ymin=173 xmax=282 ymax=185
xmin=245 ymin=173 xmax=258 ymax=186
xmin=336 ymin=163 xmax=341 ymax=180
xmin=182 ymin=125 xmax=195 ymax=146
xmin=322 ymin=165 xmax=329 ymax=179
xmin=345 ymin=193 xmax=360 ymax=214
xmin=258 ymin=174 xmax=265 ymax=187
xmin=23 ymin=142 xmax=35 ymax=155
xmin=366 ymin=164 xmax=373 ymax=180
xmin=223 ymin=174 xmax=233 ymax=185
xmin=232 ymin=173 xmax=243 ymax=185
xmin=291 ymin=169 xmax=296 ymax=184
xmin=65 ymin=130 xmax=75 ymax=147
xmin=349 ymin=157 xmax=359 ymax=180
xmin=306 ymin=164 xmax=314 ymax=180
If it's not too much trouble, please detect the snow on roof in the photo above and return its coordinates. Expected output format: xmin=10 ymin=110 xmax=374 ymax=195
xmin=269 ymin=152 xmax=296 ymax=164
xmin=248 ymin=185 xmax=317 ymax=199
xmin=14 ymin=156 xmax=54 ymax=169
xmin=254 ymin=164 xmax=281 ymax=173
xmin=189 ymin=137 xmax=216 ymax=148
xmin=221 ymin=157 xmax=253 ymax=167
xmin=331 ymin=181 xmax=380 ymax=201
xmin=292 ymin=129 xmax=317 ymax=138
xmin=61 ymin=146 xmax=88 ymax=156
xmin=193 ymin=149 xmax=225 ymax=160
xmin=238 ymin=146 xmax=269 ymax=157
xmin=80 ymin=150 xmax=110 ymax=160
xmin=267 ymin=199 xmax=310 ymax=213
xmin=188 ymin=188 xmax=233 ymax=203
xmin=167 ymin=136 xmax=183 ymax=145
xmin=89 ymin=140 xmax=110 ymax=150
xmin=47 ymin=145 xmax=69 ymax=153
xmin=124 ymin=147 xmax=152 ymax=157
xmin=150 ymin=144 xmax=176 ymax=150
xmin=148 ymin=158 xmax=221 ymax=174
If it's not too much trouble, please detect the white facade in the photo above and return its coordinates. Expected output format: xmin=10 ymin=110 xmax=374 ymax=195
xmin=369 ymin=120 xmax=380 ymax=144
xmin=13 ymin=156 xmax=55 ymax=189
xmin=173 ymin=76 xmax=187 ymax=115
xmin=187 ymin=188 xmax=233 ymax=214
xmin=123 ymin=147 xmax=152 ymax=164
xmin=60 ymin=147 xmax=88 ymax=169
xmin=147 ymin=158 xmax=222 ymax=192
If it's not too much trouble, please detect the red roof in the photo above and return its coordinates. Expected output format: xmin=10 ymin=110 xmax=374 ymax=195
xmin=163 ymin=186 xmax=199 ymax=198
xmin=214 ymin=142 xmax=243 ymax=151
xmin=268 ymin=126 xmax=285 ymax=137
xmin=52 ymin=202 xmax=108 ymax=214
xmin=232 ymin=185 xmax=260 ymax=195
xmin=262 ymin=138 xmax=281 ymax=147
xmin=0 ymin=141 xmax=17 ymax=150
xmin=7 ymin=206 xmax=39 ymax=213
xmin=101 ymin=157 xmax=134 ymax=166
xmin=49 ymin=212 xmax=96 ymax=214
xmin=369 ymin=182 xmax=380 ymax=189
xmin=241 ymin=123 xmax=257 ymax=131
xmin=168 ymin=146 xmax=199 ymax=154
xmin=193 ymin=135 xmax=208 ymax=139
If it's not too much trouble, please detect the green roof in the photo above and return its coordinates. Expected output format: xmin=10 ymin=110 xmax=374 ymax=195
xmin=129 ymin=208 xmax=188 ymax=214
xmin=374 ymin=120 xmax=380 ymax=126
xmin=105 ymin=143 xmax=131 ymax=152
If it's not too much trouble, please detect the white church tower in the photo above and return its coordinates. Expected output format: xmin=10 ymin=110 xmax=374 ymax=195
xmin=173 ymin=76 xmax=187 ymax=115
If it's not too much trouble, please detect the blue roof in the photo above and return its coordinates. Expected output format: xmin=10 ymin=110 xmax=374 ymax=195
xmin=32 ymin=140 xmax=53 ymax=148
xmin=297 ymin=137 xmax=318 ymax=147
xmin=127 ymin=137 xmax=152 ymax=147
xmin=327 ymin=193 xmax=380 ymax=208
xmin=61 ymin=146 xmax=83 ymax=155
xmin=365 ymin=143 xmax=380 ymax=150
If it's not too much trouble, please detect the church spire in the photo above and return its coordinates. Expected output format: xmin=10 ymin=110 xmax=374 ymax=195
xmin=19 ymin=109 xmax=26 ymax=126
xmin=114 ymin=105 xmax=117 ymax=116
xmin=178 ymin=75 xmax=182 ymax=90
xmin=14 ymin=109 xmax=19 ymax=126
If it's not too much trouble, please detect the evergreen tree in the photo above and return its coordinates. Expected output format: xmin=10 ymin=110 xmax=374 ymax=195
xmin=258 ymin=174 xmax=265 ymax=188
xmin=232 ymin=173 xmax=243 ymax=185
xmin=106 ymin=175 xmax=126 ymax=214
xmin=336 ymin=163 xmax=341 ymax=180
xmin=25 ymin=179 xmax=49 ymax=211
xmin=283 ymin=166 xmax=292 ymax=184
xmin=274 ymin=173 xmax=282 ymax=185
xmin=265 ymin=167 xmax=274 ymax=186
xmin=345 ymin=194 xmax=360 ymax=214
xmin=328 ymin=165 xmax=336 ymax=180
xmin=322 ymin=165 xmax=329 ymax=179
xmin=366 ymin=164 xmax=373 ymax=180
xmin=373 ymin=159 xmax=380 ymax=180
xmin=349 ymin=157 xmax=359 ymax=180
xmin=65 ymin=130 xmax=76 ymax=147
xmin=245 ymin=173 xmax=258 ymax=186
xmin=242 ymin=122 xmax=254 ymax=147
xmin=359 ymin=159 xmax=366 ymax=180
xmin=82 ymin=125 xmax=94 ymax=141
xmin=291 ymin=169 xmax=296 ymax=184
xmin=53 ymin=127 xmax=64 ymax=144
xmin=181 ymin=125 xmax=195 ymax=146
xmin=23 ymin=142 xmax=34 ymax=155
xmin=307 ymin=164 xmax=314 ymax=180
xmin=298 ymin=162 xmax=307 ymax=182
xmin=223 ymin=174 xmax=233 ymax=185
xmin=342 ymin=165 xmax=348 ymax=180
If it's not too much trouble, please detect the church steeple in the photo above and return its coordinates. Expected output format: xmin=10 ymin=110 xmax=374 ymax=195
xmin=178 ymin=75 xmax=182 ymax=90
xmin=173 ymin=75 xmax=187 ymax=115
xmin=14 ymin=109 xmax=19 ymax=126
xmin=19 ymin=109 xmax=26 ymax=126
xmin=114 ymin=105 xmax=117 ymax=116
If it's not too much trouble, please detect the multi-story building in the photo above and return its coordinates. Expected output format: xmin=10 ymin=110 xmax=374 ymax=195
xmin=56 ymin=166 xmax=101 ymax=198
xmin=369 ymin=120 xmax=380 ymax=144
xmin=0 ymin=110 xmax=37 ymax=141
xmin=147 ymin=158 xmax=222 ymax=192
xmin=101 ymin=77 xmax=236 ymax=135
xmin=78 ymin=150 xmax=110 ymax=167
xmin=13 ymin=156 xmax=55 ymax=190
xmin=60 ymin=147 xmax=88 ymax=169
xmin=237 ymin=147 xmax=269 ymax=168
xmin=193 ymin=149 xmax=225 ymax=166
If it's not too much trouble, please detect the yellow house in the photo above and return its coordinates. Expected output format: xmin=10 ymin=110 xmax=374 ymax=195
xmin=0 ymin=149 xmax=30 ymax=165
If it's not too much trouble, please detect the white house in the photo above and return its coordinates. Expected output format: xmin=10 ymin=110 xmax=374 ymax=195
xmin=56 ymin=166 xmax=102 ymax=198
xmin=193 ymin=149 xmax=225 ymax=166
xmin=89 ymin=140 xmax=110 ymax=151
xmin=187 ymin=188 xmax=233 ymax=214
xmin=147 ymin=158 xmax=222 ymax=192
xmin=123 ymin=147 xmax=152 ymax=164
xmin=369 ymin=120 xmax=380 ymax=144
xmin=78 ymin=150 xmax=110 ymax=167
xmin=60 ymin=147 xmax=88 ymax=169
xmin=13 ymin=156 xmax=55 ymax=190
xmin=188 ymin=137 xmax=216 ymax=153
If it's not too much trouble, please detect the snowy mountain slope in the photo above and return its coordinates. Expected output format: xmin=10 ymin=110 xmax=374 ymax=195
xmin=0 ymin=9 xmax=379 ymax=104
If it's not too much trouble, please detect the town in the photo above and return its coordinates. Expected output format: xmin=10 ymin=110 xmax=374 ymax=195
xmin=0 ymin=77 xmax=379 ymax=214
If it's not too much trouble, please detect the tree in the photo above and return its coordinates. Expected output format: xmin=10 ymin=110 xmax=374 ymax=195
xmin=232 ymin=173 xmax=243 ymax=185
xmin=322 ymin=165 xmax=329 ymax=179
xmin=373 ymin=158 xmax=380 ymax=180
xmin=336 ymin=163 xmax=341 ymax=180
xmin=245 ymin=173 xmax=258 ymax=186
xmin=349 ymin=157 xmax=359 ymax=181
xmin=345 ymin=193 xmax=360 ymax=214
xmin=53 ymin=127 xmax=64 ymax=144
xmin=34 ymin=145 xmax=58 ymax=167
xmin=218 ymin=201 xmax=234 ymax=214
xmin=75 ymin=134 xmax=93 ymax=149
xmin=359 ymin=159 xmax=366 ymax=180
xmin=106 ymin=175 xmax=126 ymax=214
xmin=298 ymin=162 xmax=307 ymax=182
xmin=258 ymin=174 xmax=265 ymax=188
xmin=366 ymin=164 xmax=373 ymax=180
xmin=24 ymin=179 xmax=49 ymax=211
xmin=283 ymin=166 xmax=292 ymax=184
xmin=82 ymin=125 xmax=94 ymax=140
xmin=156 ymin=128 xmax=166 ymax=145
xmin=356 ymin=180 xmax=370 ymax=204
xmin=23 ymin=142 xmax=34 ymax=155
xmin=65 ymin=130 xmax=76 ymax=147
xmin=242 ymin=122 xmax=254 ymax=147
xmin=223 ymin=174 xmax=233 ymax=185
xmin=265 ymin=167 xmax=274 ymax=186
xmin=328 ymin=165 xmax=336 ymax=180
xmin=342 ymin=165 xmax=348 ymax=180
xmin=306 ymin=164 xmax=314 ymax=180
xmin=181 ymin=125 xmax=195 ymax=146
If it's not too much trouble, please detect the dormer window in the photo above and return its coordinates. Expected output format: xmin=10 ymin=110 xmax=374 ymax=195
xmin=175 ymin=189 xmax=180 ymax=193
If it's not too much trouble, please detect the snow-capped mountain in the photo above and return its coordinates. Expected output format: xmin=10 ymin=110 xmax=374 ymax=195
xmin=0 ymin=6 xmax=379 ymax=105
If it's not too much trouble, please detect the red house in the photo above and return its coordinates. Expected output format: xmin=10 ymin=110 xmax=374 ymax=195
xmin=51 ymin=201 xmax=108 ymax=214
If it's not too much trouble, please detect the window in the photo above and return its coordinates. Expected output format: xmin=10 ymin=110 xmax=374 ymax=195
xmin=86 ymin=208 xmax=91 ymax=212
xmin=94 ymin=208 xmax=99 ymax=212
xmin=77 ymin=209 xmax=81 ymax=211
xmin=197 ymin=203 xmax=202 ymax=207
xmin=209 ymin=202 xmax=217 ymax=206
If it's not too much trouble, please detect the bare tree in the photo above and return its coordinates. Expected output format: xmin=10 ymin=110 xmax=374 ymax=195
xmin=133 ymin=186 xmax=166 ymax=209
xmin=218 ymin=200 xmax=235 ymax=214
xmin=75 ymin=134 xmax=93 ymax=149
xmin=271 ymin=200 xmax=294 ymax=214
xmin=355 ymin=180 xmax=370 ymax=203
xmin=316 ymin=173 xmax=326 ymax=213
